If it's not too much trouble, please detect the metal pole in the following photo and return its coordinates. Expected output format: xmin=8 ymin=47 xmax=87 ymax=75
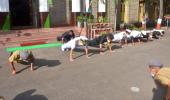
xmin=167 ymin=19 xmax=169 ymax=30
xmin=114 ymin=0 xmax=117 ymax=32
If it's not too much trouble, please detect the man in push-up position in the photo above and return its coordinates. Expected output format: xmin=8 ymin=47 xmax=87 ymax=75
xmin=9 ymin=50 xmax=35 ymax=75
xmin=87 ymin=33 xmax=114 ymax=54
xmin=61 ymin=36 xmax=89 ymax=62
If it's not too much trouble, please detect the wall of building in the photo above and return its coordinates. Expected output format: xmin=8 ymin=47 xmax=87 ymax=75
xmin=91 ymin=0 xmax=98 ymax=21
xmin=0 ymin=0 xmax=10 ymax=31
xmin=107 ymin=0 xmax=116 ymax=25
xmin=128 ymin=0 xmax=139 ymax=23
xmin=50 ymin=0 xmax=70 ymax=27
xmin=3 ymin=0 xmax=169 ymax=30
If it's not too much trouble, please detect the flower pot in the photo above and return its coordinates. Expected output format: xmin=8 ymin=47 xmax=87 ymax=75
xmin=77 ymin=21 xmax=82 ymax=28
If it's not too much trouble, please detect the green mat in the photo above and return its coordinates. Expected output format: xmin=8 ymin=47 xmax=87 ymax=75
xmin=6 ymin=42 xmax=63 ymax=52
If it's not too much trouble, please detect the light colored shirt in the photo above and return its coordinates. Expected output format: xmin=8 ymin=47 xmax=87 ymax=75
xmin=152 ymin=29 xmax=164 ymax=33
xmin=130 ymin=30 xmax=142 ymax=38
xmin=141 ymin=30 xmax=151 ymax=35
xmin=9 ymin=51 xmax=20 ymax=62
xmin=61 ymin=36 xmax=88 ymax=51
xmin=112 ymin=32 xmax=126 ymax=41
xmin=155 ymin=67 xmax=170 ymax=86
xmin=8 ymin=50 xmax=34 ymax=62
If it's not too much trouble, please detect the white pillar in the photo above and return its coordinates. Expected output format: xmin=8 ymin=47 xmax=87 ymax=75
xmin=72 ymin=0 xmax=81 ymax=12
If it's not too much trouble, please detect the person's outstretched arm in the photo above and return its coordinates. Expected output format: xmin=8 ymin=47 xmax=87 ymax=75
xmin=108 ymin=42 xmax=113 ymax=52
xmin=9 ymin=61 xmax=16 ymax=75
xmin=84 ymin=46 xmax=89 ymax=58
xmin=69 ymin=49 xmax=74 ymax=62
xmin=99 ymin=44 xmax=104 ymax=54
xmin=9 ymin=52 xmax=18 ymax=75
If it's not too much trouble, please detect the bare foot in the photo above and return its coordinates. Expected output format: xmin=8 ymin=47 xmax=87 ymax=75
xmin=12 ymin=71 xmax=16 ymax=75
xmin=30 ymin=68 xmax=34 ymax=71
xmin=70 ymin=59 xmax=74 ymax=62
xmin=110 ymin=50 xmax=115 ymax=53
xmin=100 ymin=52 xmax=105 ymax=55
xmin=86 ymin=56 xmax=90 ymax=58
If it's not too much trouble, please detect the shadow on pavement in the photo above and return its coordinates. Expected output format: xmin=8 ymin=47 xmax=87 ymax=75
xmin=16 ymin=59 xmax=61 ymax=73
xmin=17 ymin=66 xmax=31 ymax=74
xmin=112 ymin=45 xmax=122 ymax=50
xmin=73 ymin=45 xmax=122 ymax=59
xmin=152 ymin=80 xmax=167 ymax=100
xmin=16 ymin=61 xmax=32 ymax=74
xmin=13 ymin=89 xmax=48 ymax=100
xmin=34 ymin=59 xmax=61 ymax=70
xmin=74 ymin=48 xmax=99 ymax=59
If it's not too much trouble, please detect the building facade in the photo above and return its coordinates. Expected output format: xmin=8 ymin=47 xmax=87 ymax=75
xmin=0 ymin=0 xmax=170 ymax=31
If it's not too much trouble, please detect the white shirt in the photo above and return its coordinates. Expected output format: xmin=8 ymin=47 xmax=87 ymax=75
xmin=130 ymin=30 xmax=142 ymax=38
xmin=141 ymin=30 xmax=151 ymax=35
xmin=112 ymin=32 xmax=126 ymax=41
xmin=61 ymin=36 xmax=88 ymax=51
xmin=152 ymin=29 xmax=164 ymax=33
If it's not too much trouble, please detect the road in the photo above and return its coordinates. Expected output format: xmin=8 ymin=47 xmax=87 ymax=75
xmin=0 ymin=30 xmax=170 ymax=100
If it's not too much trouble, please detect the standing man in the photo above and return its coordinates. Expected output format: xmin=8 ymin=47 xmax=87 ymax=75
xmin=148 ymin=60 xmax=170 ymax=100
xmin=9 ymin=50 xmax=35 ymax=75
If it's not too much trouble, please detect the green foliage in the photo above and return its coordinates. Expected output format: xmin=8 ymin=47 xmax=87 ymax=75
xmin=100 ymin=31 xmax=107 ymax=35
xmin=103 ymin=17 xmax=109 ymax=23
xmin=77 ymin=13 xmax=84 ymax=23
xmin=87 ymin=14 xmax=94 ymax=23
xmin=98 ymin=16 xmax=104 ymax=23
xmin=98 ymin=16 xmax=109 ymax=23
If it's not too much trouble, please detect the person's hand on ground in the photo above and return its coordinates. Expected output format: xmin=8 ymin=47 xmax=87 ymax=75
xmin=12 ymin=70 xmax=16 ymax=75
xmin=100 ymin=52 xmax=105 ymax=55
xmin=110 ymin=50 xmax=115 ymax=53
xmin=70 ymin=59 xmax=74 ymax=62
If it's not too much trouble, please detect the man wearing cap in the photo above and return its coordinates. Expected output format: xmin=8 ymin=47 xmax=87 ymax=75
xmin=9 ymin=50 xmax=34 ymax=75
xmin=148 ymin=60 xmax=170 ymax=100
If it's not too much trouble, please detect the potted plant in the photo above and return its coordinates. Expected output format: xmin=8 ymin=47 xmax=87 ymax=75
xmin=103 ymin=16 xmax=109 ymax=23
xmin=87 ymin=14 xmax=94 ymax=23
xmin=98 ymin=16 xmax=104 ymax=23
xmin=77 ymin=13 xmax=84 ymax=28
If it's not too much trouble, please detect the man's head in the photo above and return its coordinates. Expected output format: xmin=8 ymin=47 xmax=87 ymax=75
xmin=78 ymin=36 xmax=88 ymax=46
xmin=148 ymin=60 xmax=163 ymax=77
xmin=106 ymin=33 xmax=114 ymax=43
xmin=20 ymin=51 xmax=29 ymax=60
xmin=125 ymin=29 xmax=131 ymax=34
xmin=69 ymin=30 xmax=75 ymax=38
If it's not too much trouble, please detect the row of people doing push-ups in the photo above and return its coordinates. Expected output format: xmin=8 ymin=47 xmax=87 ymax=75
xmin=8 ymin=29 xmax=165 ymax=75
xmin=60 ymin=29 xmax=165 ymax=61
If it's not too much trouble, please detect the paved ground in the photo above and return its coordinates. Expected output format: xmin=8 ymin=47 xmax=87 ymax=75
xmin=0 ymin=29 xmax=170 ymax=100
xmin=0 ymin=27 xmax=86 ymax=47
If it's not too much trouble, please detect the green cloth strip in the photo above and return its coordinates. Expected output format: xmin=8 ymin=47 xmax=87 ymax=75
xmin=6 ymin=42 xmax=63 ymax=52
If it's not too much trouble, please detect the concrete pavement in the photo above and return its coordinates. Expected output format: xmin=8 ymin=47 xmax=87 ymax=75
xmin=0 ymin=29 xmax=170 ymax=100
xmin=0 ymin=27 xmax=86 ymax=48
